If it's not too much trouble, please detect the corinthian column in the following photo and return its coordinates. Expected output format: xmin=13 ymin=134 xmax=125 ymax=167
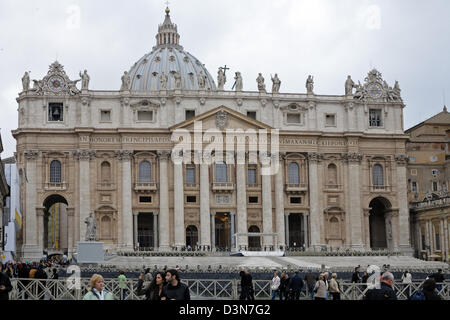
xmin=236 ymin=151 xmax=248 ymax=248
xmin=200 ymin=152 xmax=211 ymax=248
xmin=116 ymin=150 xmax=133 ymax=250
xmin=344 ymin=152 xmax=364 ymax=250
xmin=275 ymin=153 xmax=286 ymax=249
xmin=22 ymin=150 xmax=41 ymax=261
xmin=261 ymin=152 xmax=273 ymax=248
xmin=74 ymin=149 xmax=95 ymax=243
xmin=395 ymin=154 xmax=413 ymax=255
xmin=173 ymin=154 xmax=185 ymax=249
xmin=308 ymin=153 xmax=323 ymax=249
xmin=158 ymin=151 xmax=170 ymax=251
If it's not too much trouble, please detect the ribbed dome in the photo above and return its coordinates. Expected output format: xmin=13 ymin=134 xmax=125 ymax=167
xmin=128 ymin=8 xmax=216 ymax=91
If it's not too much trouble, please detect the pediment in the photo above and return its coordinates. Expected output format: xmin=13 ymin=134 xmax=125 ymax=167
xmin=170 ymin=106 xmax=273 ymax=132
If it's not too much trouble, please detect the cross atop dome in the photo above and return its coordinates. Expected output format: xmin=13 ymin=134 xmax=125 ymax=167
xmin=155 ymin=3 xmax=181 ymax=49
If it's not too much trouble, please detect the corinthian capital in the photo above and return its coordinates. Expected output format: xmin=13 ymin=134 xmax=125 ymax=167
xmin=73 ymin=149 xmax=96 ymax=161
xmin=307 ymin=152 xmax=323 ymax=163
xmin=115 ymin=150 xmax=134 ymax=161
xmin=394 ymin=154 xmax=409 ymax=166
xmin=157 ymin=150 xmax=171 ymax=161
xmin=342 ymin=152 xmax=363 ymax=163
xmin=24 ymin=150 xmax=39 ymax=160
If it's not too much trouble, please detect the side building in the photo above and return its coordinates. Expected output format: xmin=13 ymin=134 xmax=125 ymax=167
xmin=0 ymin=135 xmax=11 ymax=260
xmin=407 ymin=106 xmax=450 ymax=261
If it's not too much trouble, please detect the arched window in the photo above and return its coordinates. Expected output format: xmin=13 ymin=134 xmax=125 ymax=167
xmin=186 ymin=225 xmax=198 ymax=248
xmin=216 ymin=162 xmax=228 ymax=183
xmin=50 ymin=160 xmax=62 ymax=183
xmin=101 ymin=161 xmax=111 ymax=184
xmin=330 ymin=217 xmax=340 ymax=238
xmin=101 ymin=216 xmax=112 ymax=239
xmin=288 ymin=162 xmax=300 ymax=184
xmin=327 ymin=164 xmax=338 ymax=185
xmin=373 ymin=164 xmax=384 ymax=186
xmin=139 ymin=161 xmax=152 ymax=183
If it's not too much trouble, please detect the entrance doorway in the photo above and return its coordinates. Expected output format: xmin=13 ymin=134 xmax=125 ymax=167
xmin=43 ymin=195 xmax=69 ymax=253
xmin=215 ymin=213 xmax=230 ymax=249
xmin=138 ymin=213 xmax=154 ymax=249
xmin=186 ymin=225 xmax=198 ymax=248
xmin=248 ymin=226 xmax=261 ymax=250
xmin=369 ymin=197 xmax=392 ymax=250
xmin=289 ymin=214 xmax=303 ymax=248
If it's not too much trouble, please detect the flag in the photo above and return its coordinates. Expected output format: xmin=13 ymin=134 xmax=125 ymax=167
xmin=14 ymin=208 xmax=22 ymax=230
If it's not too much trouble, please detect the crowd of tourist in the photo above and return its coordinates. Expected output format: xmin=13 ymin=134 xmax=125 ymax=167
xmin=0 ymin=258 xmax=447 ymax=301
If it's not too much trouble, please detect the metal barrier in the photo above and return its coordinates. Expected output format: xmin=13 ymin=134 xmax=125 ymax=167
xmin=8 ymin=278 xmax=449 ymax=300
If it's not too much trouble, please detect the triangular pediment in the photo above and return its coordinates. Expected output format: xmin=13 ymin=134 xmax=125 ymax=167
xmin=170 ymin=106 xmax=273 ymax=132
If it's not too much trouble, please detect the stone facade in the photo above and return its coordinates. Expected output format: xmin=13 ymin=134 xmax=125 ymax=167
xmin=407 ymin=107 xmax=450 ymax=261
xmin=13 ymin=8 xmax=413 ymax=260
xmin=0 ymin=136 xmax=10 ymax=253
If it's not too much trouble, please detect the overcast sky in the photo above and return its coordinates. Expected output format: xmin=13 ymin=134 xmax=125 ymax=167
xmin=1 ymin=0 xmax=449 ymax=158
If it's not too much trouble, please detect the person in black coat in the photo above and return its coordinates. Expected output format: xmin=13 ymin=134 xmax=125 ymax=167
xmin=364 ymin=272 xmax=397 ymax=300
xmin=239 ymin=269 xmax=254 ymax=300
xmin=137 ymin=271 xmax=167 ymax=300
xmin=35 ymin=265 xmax=48 ymax=300
xmin=0 ymin=269 xmax=13 ymax=300
xmin=161 ymin=269 xmax=190 ymax=300
xmin=290 ymin=272 xmax=304 ymax=300
xmin=284 ymin=273 xmax=292 ymax=300
xmin=422 ymin=279 xmax=442 ymax=300
xmin=279 ymin=273 xmax=288 ymax=300
xmin=18 ymin=263 xmax=30 ymax=300
xmin=351 ymin=267 xmax=361 ymax=283
xmin=429 ymin=269 xmax=445 ymax=292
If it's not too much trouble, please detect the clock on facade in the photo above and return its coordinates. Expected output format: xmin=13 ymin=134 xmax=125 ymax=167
xmin=368 ymin=83 xmax=382 ymax=98
xmin=48 ymin=76 xmax=64 ymax=92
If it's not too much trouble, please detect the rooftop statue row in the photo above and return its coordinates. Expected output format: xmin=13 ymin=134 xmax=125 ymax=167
xmin=20 ymin=63 xmax=401 ymax=102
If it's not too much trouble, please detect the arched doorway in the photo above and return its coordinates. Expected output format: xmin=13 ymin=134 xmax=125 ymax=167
xmin=248 ymin=226 xmax=261 ymax=251
xmin=43 ymin=194 xmax=69 ymax=254
xmin=186 ymin=225 xmax=198 ymax=249
xmin=369 ymin=197 xmax=392 ymax=250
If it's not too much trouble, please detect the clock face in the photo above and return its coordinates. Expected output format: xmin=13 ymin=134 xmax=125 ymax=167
xmin=48 ymin=76 xmax=64 ymax=92
xmin=368 ymin=83 xmax=382 ymax=98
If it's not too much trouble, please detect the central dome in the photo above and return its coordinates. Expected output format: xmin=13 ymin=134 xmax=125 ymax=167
xmin=129 ymin=8 xmax=216 ymax=91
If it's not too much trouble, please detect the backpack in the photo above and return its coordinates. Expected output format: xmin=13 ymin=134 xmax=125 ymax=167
xmin=410 ymin=290 xmax=425 ymax=301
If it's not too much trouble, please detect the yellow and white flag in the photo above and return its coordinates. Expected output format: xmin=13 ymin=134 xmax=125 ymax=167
xmin=15 ymin=208 xmax=22 ymax=230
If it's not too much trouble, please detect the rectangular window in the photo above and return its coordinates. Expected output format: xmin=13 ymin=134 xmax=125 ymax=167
xmin=249 ymin=197 xmax=258 ymax=204
xmin=287 ymin=113 xmax=301 ymax=124
xmin=48 ymin=103 xmax=64 ymax=122
xmin=100 ymin=110 xmax=111 ymax=122
xmin=247 ymin=111 xmax=257 ymax=120
xmin=138 ymin=111 xmax=153 ymax=121
xmin=369 ymin=109 xmax=382 ymax=127
xmin=186 ymin=196 xmax=197 ymax=203
xmin=412 ymin=181 xmax=417 ymax=192
xmin=290 ymin=197 xmax=302 ymax=204
xmin=432 ymin=181 xmax=438 ymax=192
xmin=410 ymin=169 xmax=417 ymax=175
xmin=325 ymin=114 xmax=336 ymax=127
xmin=139 ymin=196 xmax=152 ymax=203
xmin=185 ymin=110 xmax=196 ymax=121
xmin=186 ymin=167 xmax=195 ymax=184
xmin=248 ymin=168 xmax=257 ymax=185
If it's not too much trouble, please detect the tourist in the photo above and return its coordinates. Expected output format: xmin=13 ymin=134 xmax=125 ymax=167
xmin=422 ymin=279 xmax=442 ymax=300
xmin=35 ymin=264 xmax=48 ymax=300
xmin=290 ymin=271 xmax=304 ymax=300
xmin=364 ymin=272 xmax=397 ymax=300
xmin=304 ymin=270 xmax=316 ymax=299
xmin=313 ymin=274 xmax=327 ymax=300
xmin=0 ymin=265 xmax=13 ymax=300
xmin=271 ymin=272 xmax=281 ymax=300
xmin=239 ymin=269 xmax=255 ymax=300
xmin=361 ymin=271 xmax=369 ymax=286
xmin=351 ymin=267 xmax=361 ymax=283
xmin=284 ymin=273 xmax=292 ymax=300
xmin=83 ymin=274 xmax=115 ymax=300
xmin=118 ymin=270 xmax=128 ymax=300
xmin=401 ymin=270 xmax=412 ymax=299
xmin=50 ymin=268 xmax=59 ymax=299
xmin=329 ymin=273 xmax=341 ymax=300
xmin=279 ymin=272 xmax=287 ymax=300
xmin=429 ymin=269 xmax=445 ymax=292
xmin=161 ymin=269 xmax=190 ymax=300
xmin=323 ymin=272 xmax=330 ymax=300
xmin=137 ymin=271 xmax=167 ymax=300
